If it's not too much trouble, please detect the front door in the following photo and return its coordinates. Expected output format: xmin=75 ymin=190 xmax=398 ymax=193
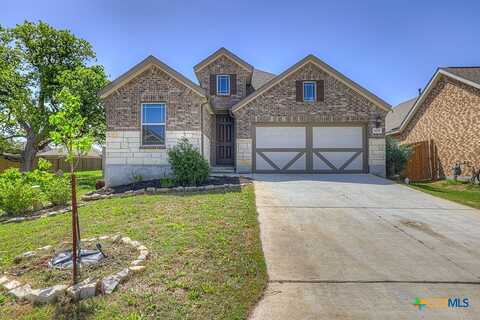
xmin=215 ymin=115 xmax=234 ymax=166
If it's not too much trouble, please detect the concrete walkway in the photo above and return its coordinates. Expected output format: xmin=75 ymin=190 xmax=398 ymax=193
xmin=250 ymin=174 xmax=480 ymax=320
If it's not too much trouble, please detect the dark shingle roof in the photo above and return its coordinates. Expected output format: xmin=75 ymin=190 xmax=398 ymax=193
xmin=251 ymin=69 xmax=276 ymax=90
xmin=441 ymin=67 xmax=480 ymax=86
xmin=385 ymin=97 xmax=417 ymax=133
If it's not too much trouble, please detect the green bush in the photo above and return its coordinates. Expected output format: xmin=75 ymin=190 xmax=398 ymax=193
xmin=44 ymin=176 xmax=71 ymax=206
xmin=0 ymin=169 xmax=42 ymax=215
xmin=168 ymin=138 xmax=210 ymax=186
xmin=0 ymin=165 xmax=71 ymax=215
xmin=386 ymin=136 xmax=412 ymax=177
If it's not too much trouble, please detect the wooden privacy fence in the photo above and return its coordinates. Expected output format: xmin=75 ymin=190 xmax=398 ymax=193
xmin=37 ymin=156 xmax=103 ymax=172
xmin=403 ymin=140 xmax=440 ymax=181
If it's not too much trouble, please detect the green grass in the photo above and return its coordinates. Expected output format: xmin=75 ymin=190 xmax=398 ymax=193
xmin=76 ymin=170 xmax=103 ymax=197
xmin=409 ymin=180 xmax=480 ymax=209
xmin=0 ymin=186 xmax=267 ymax=319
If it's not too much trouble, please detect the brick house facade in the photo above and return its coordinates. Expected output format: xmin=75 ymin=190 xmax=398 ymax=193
xmin=101 ymin=48 xmax=390 ymax=186
xmin=387 ymin=68 xmax=480 ymax=178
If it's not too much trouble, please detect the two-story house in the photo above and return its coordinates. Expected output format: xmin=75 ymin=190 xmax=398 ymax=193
xmin=100 ymin=48 xmax=390 ymax=186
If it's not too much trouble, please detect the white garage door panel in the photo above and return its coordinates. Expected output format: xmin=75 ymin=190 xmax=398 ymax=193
xmin=286 ymin=153 xmax=306 ymax=170
xmin=344 ymin=152 xmax=363 ymax=170
xmin=254 ymin=125 xmax=365 ymax=173
xmin=256 ymin=152 xmax=306 ymax=171
xmin=313 ymin=127 xmax=363 ymax=148
xmin=316 ymin=151 xmax=363 ymax=171
xmin=256 ymin=153 xmax=276 ymax=170
xmin=256 ymin=127 xmax=306 ymax=148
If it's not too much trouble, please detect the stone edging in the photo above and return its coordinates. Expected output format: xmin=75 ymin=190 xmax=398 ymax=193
xmin=0 ymin=235 xmax=148 ymax=304
xmin=81 ymin=182 xmax=249 ymax=202
xmin=0 ymin=204 xmax=86 ymax=225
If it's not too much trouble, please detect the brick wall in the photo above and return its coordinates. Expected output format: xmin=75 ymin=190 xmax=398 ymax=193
xmin=195 ymin=55 xmax=251 ymax=110
xmin=102 ymin=64 xmax=213 ymax=186
xmin=395 ymin=75 xmax=480 ymax=176
xmin=103 ymin=65 xmax=205 ymax=131
xmin=232 ymin=61 xmax=387 ymax=173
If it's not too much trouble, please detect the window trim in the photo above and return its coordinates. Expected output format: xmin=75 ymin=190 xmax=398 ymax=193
xmin=303 ymin=81 xmax=316 ymax=102
xmin=216 ymin=74 xmax=231 ymax=96
xmin=141 ymin=102 xmax=167 ymax=147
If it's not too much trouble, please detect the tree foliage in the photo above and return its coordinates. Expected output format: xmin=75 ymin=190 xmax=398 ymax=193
xmin=386 ymin=136 xmax=412 ymax=177
xmin=0 ymin=21 xmax=107 ymax=170
xmin=49 ymin=88 xmax=94 ymax=167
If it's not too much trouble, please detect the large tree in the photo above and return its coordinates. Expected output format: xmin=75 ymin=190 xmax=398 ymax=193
xmin=0 ymin=21 xmax=107 ymax=171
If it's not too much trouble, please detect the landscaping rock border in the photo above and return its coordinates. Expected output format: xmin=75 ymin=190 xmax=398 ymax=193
xmin=81 ymin=182 xmax=249 ymax=202
xmin=1 ymin=204 xmax=85 ymax=225
xmin=1 ymin=234 xmax=148 ymax=304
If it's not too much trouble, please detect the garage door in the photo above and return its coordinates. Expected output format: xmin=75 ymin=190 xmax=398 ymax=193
xmin=254 ymin=124 xmax=366 ymax=173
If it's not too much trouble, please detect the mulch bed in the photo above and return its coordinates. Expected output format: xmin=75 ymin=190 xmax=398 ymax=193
xmin=6 ymin=239 xmax=136 ymax=288
xmin=99 ymin=176 xmax=252 ymax=195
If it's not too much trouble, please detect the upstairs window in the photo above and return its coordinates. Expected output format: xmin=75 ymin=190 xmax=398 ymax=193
xmin=216 ymin=74 xmax=230 ymax=96
xmin=142 ymin=103 xmax=166 ymax=146
xmin=303 ymin=81 xmax=316 ymax=102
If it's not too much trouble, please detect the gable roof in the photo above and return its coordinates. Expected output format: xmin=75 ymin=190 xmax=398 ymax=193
xmin=194 ymin=47 xmax=253 ymax=73
xmin=387 ymin=67 xmax=480 ymax=135
xmin=99 ymin=55 xmax=206 ymax=99
xmin=385 ymin=97 xmax=417 ymax=133
xmin=231 ymin=54 xmax=391 ymax=113
xmin=251 ymin=69 xmax=276 ymax=90
xmin=441 ymin=67 xmax=480 ymax=86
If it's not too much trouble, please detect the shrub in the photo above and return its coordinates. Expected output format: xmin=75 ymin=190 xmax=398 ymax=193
xmin=0 ymin=169 xmax=42 ymax=215
xmin=168 ymin=138 xmax=210 ymax=186
xmin=386 ymin=137 xmax=412 ymax=177
xmin=44 ymin=176 xmax=71 ymax=206
xmin=26 ymin=160 xmax=54 ymax=190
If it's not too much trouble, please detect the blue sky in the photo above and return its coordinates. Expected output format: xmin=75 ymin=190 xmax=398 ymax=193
xmin=2 ymin=0 xmax=479 ymax=106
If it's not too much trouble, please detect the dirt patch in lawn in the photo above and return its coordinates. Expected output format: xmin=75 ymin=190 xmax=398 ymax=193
xmin=5 ymin=239 xmax=137 ymax=288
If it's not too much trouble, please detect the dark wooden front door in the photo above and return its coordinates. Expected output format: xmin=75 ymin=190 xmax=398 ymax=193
xmin=215 ymin=115 xmax=234 ymax=165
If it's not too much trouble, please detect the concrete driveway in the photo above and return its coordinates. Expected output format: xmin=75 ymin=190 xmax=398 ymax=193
xmin=250 ymin=174 xmax=480 ymax=320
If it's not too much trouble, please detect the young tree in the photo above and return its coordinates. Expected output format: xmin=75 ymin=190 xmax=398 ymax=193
xmin=49 ymin=88 xmax=94 ymax=284
xmin=0 ymin=21 xmax=107 ymax=171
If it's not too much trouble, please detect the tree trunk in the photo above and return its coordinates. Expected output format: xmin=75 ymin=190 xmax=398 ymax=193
xmin=20 ymin=136 xmax=38 ymax=172
xmin=71 ymin=170 xmax=79 ymax=284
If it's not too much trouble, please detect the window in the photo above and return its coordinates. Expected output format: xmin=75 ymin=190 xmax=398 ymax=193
xmin=303 ymin=81 xmax=316 ymax=102
xmin=141 ymin=103 xmax=166 ymax=146
xmin=216 ymin=74 xmax=230 ymax=95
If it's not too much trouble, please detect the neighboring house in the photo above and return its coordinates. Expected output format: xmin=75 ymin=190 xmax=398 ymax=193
xmin=101 ymin=48 xmax=390 ymax=186
xmin=386 ymin=67 xmax=480 ymax=177
xmin=36 ymin=148 xmax=103 ymax=172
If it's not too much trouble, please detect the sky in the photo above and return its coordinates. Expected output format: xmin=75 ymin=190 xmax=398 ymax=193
xmin=2 ymin=0 xmax=480 ymax=106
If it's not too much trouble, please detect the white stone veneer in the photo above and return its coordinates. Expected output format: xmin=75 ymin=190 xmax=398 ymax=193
xmin=368 ymin=138 xmax=386 ymax=177
xmin=236 ymin=139 xmax=252 ymax=173
xmin=105 ymin=130 xmax=208 ymax=186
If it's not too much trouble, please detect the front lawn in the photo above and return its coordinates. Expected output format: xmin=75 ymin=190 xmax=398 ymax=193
xmin=409 ymin=180 xmax=480 ymax=209
xmin=76 ymin=170 xmax=103 ymax=197
xmin=0 ymin=186 xmax=267 ymax=319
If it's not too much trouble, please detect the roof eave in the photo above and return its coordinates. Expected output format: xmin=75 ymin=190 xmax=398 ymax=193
xmin=232 ymin=55 xmax=391 ymax=113
xmin=193 ymin=48 xmax=254 ymax=74
xmin=99 ymin=55 xmax=206 ymax=99
xmin=395 ymin=68 xmax=480 ymax=134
